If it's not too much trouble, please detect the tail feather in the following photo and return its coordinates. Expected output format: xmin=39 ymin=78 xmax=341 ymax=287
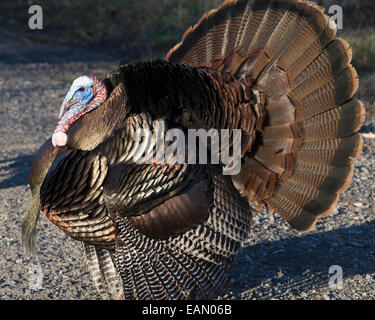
xmin=166 ymin=0 xmax=365 ymax=231
xmin=82 ymin=243 xmax=123 ymax=299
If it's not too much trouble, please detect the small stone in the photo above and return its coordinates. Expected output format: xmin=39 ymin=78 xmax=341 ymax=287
xmin=362 ymin=132 xmax=375 ymax=139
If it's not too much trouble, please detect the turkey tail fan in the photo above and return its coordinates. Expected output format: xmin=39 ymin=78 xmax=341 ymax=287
xmin=166 ymin=0 xmax=365 ymax=231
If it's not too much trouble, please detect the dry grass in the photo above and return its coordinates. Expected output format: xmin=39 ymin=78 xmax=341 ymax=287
xmin=343 ymin=28 xmax=375 ymax=72
xmin=4 ymin=0 xmax=375 ymax=120
xmin=4 ymin=1 xmax=375 ymax=56
xmin=342 ymin=29 xmax=375 ymax=121
xmin=4 ymin=0 xmax=222 ymax=58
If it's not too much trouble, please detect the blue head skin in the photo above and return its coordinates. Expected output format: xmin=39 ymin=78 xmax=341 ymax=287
xmin=72 ymin=86 xmax=94 ymax=106
xmin=58 ymin=76 xmax=95 ymax=119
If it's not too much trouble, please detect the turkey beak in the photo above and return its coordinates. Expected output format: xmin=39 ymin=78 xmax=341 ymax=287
xmin=63 ymin=98 xmax=81 ymax=114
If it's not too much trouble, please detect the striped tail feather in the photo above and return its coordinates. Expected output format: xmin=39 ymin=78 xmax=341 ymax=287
xmin=166 ymin=0 xmax=365 ymax=231
xmin=82 ymin=243 xmax=123 ymax=299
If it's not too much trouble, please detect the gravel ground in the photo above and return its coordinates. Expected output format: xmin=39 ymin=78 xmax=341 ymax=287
xmin=0 ymin=31 xmax=374 ymax=300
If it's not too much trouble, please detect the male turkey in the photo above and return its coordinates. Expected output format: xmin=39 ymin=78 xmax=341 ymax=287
xmin=23 ymin=0 xmax=365 ymax=299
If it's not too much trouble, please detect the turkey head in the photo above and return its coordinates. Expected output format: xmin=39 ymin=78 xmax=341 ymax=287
xmin=52 ymin=76 xmax=128 ymax=151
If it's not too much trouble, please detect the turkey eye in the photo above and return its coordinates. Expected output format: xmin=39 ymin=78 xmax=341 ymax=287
xmin=78 ymin=88 xmax=85 ymax=92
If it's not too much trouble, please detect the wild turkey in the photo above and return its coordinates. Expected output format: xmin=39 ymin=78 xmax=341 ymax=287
xmin=23 ymin=0 xmax=365 ymax=299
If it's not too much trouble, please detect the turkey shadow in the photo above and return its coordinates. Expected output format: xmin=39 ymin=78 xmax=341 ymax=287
xmin=230 ymin=220 xmax=375 ymax=299
xmin=0 ymin=154 xmax=33 ymax=189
